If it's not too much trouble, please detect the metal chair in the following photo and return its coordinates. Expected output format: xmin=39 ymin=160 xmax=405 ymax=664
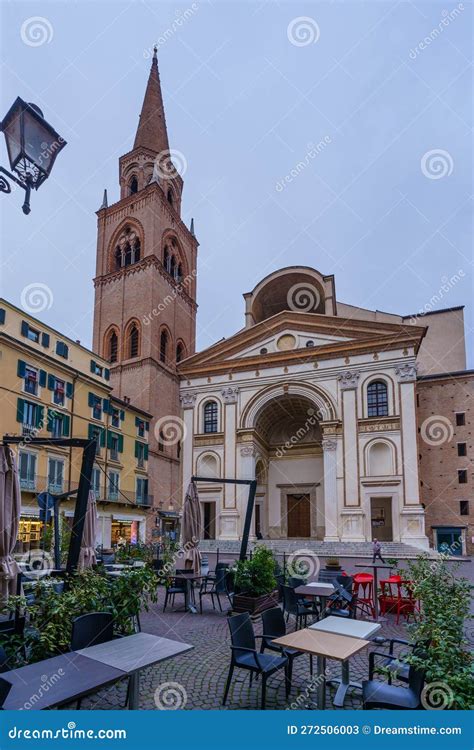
xmin=199 ymin=566 xmax=232 ymax=613
xmin=362 ymin=663 xmax=426 ymax=709
xmin=325 ymin=584 xmax=358 ymax=619
xmin=282 ymin=585 xmax=319 ymax=629
xmin=260 ymin=607 xmax=313 ymax=691
xmin=71 ymin=612 xmax=115 ymax=650
xmin=222 ymin=612 xmax=289 ymax=709
xmin=368 ymin=638 xmax=427 ymax=685
xmin=163 ymin=576 xmax=188 ymax=612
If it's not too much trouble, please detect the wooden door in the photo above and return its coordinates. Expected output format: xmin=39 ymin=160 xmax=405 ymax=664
xmin=287 ymin=494 xmax=311 ymax=537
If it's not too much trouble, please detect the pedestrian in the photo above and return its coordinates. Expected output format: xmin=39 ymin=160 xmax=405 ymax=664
xmin=372 ymin=538 xmax=385 ymax=564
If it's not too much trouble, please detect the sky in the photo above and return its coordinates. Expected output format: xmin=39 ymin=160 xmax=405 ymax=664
xmin=1 ymin=0 xmax=472 ymax=365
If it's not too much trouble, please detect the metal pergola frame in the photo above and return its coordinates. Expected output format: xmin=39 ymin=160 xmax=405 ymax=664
xmin=191 ymin=475 xmax=257 ymax=561
xmin=2 ymin=435 xmax=97 ymax=576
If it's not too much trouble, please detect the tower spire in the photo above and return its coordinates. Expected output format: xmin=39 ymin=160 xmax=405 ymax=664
xmin=133 ymin=47 xmax=169 ymax=154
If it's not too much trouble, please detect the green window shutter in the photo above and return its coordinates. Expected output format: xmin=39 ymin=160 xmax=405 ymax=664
xmin=36 ymin=406 xmax=44 ymax=429
xmin=134 ymin=441 xmax=139 ymax=458
xmin=46 ymin=409 xmax=53 ymax=432
xmin=62 ymin=415 xmax=70 ymax=436
xmin=47 ymin=374 xmax=55 ymax=390
xmin=135 ymin=416 xmax=140 ymax=427
xmin=17 ymin=360 xmax=26 ymax=378
xmin=145 ymin=421 xmax=150 ymax=431
xmin=88 ymin=423 xmax=94 ymax=440
xmin=120 ymin=410 xmax=125 ymax=421
xmin=104 ymin=368 xmax=110 ymax=381
xmin=21 ymin=321 xmax=28 ymax=337
xmin=41 ymin=332 xmax=50 ymax=347
xmin=118 ymin=434 xmax=124 ymax=453
xmin=100 ymin=428 xmax=106 ymax=447
xmin=0 ymin=308 xmax=5 ymax=324
xmin=66 ymin=382 xmax=73 ymax=399
xmin=103 ymin=399 xmax=110 ymax=414
xmin=16 ymin=398 xmax=24 ymax=422
xmin=88 ymin=392 xmax=95 ymax=407
xmin=39 ymin=370 xmax=47 ymax=388
xmin=107 ymin=431 xmax=112 ymax=449
xmin=90 ymin=360 xmax=96 ymax=373
xmin=144 ymin=445 xmax=149 ymax=461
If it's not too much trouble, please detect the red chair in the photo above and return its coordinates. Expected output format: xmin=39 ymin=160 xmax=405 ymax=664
xmin=395 ymin=580 xmax=419 ymax=625
xmin=379 ymin=578 xmax=419 ymax=624
xmin=378 ymin=575 xmax=402 ymax=617
xmin=353 ymin=573 xmax=375 ymax=619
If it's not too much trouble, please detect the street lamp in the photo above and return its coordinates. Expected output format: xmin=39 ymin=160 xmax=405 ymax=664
xmin=0 ymin=97 xmax=66 ymax=215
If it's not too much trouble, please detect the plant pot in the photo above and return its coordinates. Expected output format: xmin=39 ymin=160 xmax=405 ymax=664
xmin=233 ymin=590 xmax=279 ymax=615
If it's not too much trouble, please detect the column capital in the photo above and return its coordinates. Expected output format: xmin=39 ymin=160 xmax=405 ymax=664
xmin=240 ymin=444 xmax=257 ymax=457
xmin=337 ymin=370 xmax=360 ymax=390
xmin=222 ymin=386 xmax=239 ymax=404
xmin=180 ymin=391 xmax=197 ymax=408
xmin=322 ymin=438 xmax=337 ymax=452
xmin=395 ymin=363 xmax=417 ymax=382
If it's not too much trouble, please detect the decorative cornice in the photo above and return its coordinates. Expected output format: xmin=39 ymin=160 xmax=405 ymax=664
xmin=221 ymin=386 xmax=239 ymax=404
xmin=240 ymin=444 xmax=257 ymax=457
xmin=395 ymin=363 xmax=417 ymax=382
xmin=179 ymin=392 xmax=197 ymax=408
xmin=337 ymin=370 xmax=361 ymax=390
xmin=322 ymin=438 xmax=337 ymax=452
xmin=359 ymin=417 xmax=400 ymax=432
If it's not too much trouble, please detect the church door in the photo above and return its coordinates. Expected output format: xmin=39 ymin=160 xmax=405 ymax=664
xmin=287 ymin=494 xmax=311 ymax=537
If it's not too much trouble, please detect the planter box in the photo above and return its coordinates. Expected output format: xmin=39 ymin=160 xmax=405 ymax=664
xmin=233 ymin=590 xmax=279 ymax=615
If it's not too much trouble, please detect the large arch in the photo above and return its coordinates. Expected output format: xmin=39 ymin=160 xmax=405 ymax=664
xmin=240 ymin=381 xmax=337 ymax=429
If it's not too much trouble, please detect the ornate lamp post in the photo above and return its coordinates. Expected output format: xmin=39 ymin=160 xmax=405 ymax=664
xmin=0 ymin=97 xmax=66 ymax=214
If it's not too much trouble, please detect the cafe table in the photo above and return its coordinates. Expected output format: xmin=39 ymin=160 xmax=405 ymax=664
xmin=295 ymin=582 xmax=335 ymax=615
xmin=354 ymin=562 xmax=393 ymax=621
xmin=77 ymin=632 xmax=193 ymax=709
xmin=174 ymin=572 xmax=206 ymax=614
xmin=272 ymin=628 xmax=369 ymax=710
xmin=309 ymin=616 xmax=381 ymax=706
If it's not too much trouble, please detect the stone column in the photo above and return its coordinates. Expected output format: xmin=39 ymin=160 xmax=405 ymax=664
xmin=219 ymin=387 xmax=240 ymax=540
xmin=179 ymin=392 xmax=196 ymax=504
xmin=395 ymin=363 xmax=428 ymax=548
xmin=238 ymin=444 xmax=257 ymax=539
xmin=338 ymin=370 xmax=360 ymax=507
xmin=322 ymin=438 xmax=339 ymax=542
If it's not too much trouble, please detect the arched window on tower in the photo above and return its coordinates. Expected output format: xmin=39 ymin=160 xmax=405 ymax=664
xmin=109 ymin=331 xmax=118 ymax=363
xmin=367 ymin=380 xmax=389 ymax=417
xmin=176 ymin=342 xmax=184 ymax=363
xmin=129 ymin=176 xmax=138 ymax=195
xmin=113 ymin=226 xmax=141 ymax=271
xmin=167 ymin=188 xmax=173 ymax=206
xmin=115 ymin=247 xmax=122 ymax=270
xmin=163 ymin=247 xmax=169 ymax=272
xmin=124 ymin=242 xmax=133 ymax=267
xmin=170 ymin=255 xmax=176 ymax=279
xmin=128 ymin=324 xmax=140 ymax=358
xmin=160 ymin=330 xmax=168 ymax=363
xmin=177 ymin=263 xmax=183 ymax=282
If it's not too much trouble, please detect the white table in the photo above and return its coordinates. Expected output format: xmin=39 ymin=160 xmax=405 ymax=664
xmin=77 ymin=632 xmax=193 ymax=709
xmin=309 ymin=616 xmax=381 ymax=706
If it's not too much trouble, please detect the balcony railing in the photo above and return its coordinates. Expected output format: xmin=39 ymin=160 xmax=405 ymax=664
xmin=18 ymin=475 xmax=152 ymax=507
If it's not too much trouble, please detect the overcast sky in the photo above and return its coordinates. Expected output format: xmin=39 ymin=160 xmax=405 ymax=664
xmin=1 ymin=0 xmax=472 ymax=365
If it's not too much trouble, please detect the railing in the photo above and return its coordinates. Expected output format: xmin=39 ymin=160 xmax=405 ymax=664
xmin=18 ymin=475 xmax=152 ymax=507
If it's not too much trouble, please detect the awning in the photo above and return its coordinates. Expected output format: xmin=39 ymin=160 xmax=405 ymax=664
xmin=157 ymin=511 xmax=180 ymax=519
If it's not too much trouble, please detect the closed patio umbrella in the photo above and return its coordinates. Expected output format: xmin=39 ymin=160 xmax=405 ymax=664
xmin=0 ymin=446 xmax=21 ymax=603
xmin=182 ymin=481 xmax=202 ymax=573
xmin=78 ymin=490 xmax=98 ymax=571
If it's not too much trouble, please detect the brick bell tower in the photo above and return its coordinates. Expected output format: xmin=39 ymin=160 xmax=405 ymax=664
xmin=93 ymin=48 xmax=198 ymax=514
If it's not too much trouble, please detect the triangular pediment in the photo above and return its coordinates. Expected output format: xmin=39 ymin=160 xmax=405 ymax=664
xmin=178 ymin=311 xmax=426 ymax=376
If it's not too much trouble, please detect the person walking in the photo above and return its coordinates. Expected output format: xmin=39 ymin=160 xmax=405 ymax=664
xmin=372 ymin=538 xmax=385 ymax=564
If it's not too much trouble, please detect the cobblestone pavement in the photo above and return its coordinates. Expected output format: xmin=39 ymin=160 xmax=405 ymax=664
xmin=83 ymin=595 xmax=418 ymax=711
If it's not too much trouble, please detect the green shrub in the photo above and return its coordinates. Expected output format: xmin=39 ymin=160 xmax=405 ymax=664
xmin=234 ymin=546 xmax=276 ymax=597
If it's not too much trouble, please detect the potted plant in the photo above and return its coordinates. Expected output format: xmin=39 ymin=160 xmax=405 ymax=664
xmin=233 ymin=546 xmax=279 ymax=615
xmin=325 ymin=557 xmax=341 ymax=571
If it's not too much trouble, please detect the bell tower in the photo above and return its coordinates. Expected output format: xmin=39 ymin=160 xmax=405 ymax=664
xmin=93 ymin=48 xmax=198 ymax=512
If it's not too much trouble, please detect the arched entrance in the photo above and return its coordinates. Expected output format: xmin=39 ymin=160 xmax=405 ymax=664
xmin=251 ymin=394 xmax=324 ymax=539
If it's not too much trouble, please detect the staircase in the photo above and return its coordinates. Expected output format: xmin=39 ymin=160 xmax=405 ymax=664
xmin=198 ymin=538 xmax=440 ymax=559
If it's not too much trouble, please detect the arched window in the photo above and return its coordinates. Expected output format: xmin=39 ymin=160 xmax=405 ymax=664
xmin=128 ymin=324 xmax=139 ymax=358
xmin=163 ymin=247 xmax=170 ymax=272
xmin=129 ymin=176 xmax=138 ymax=195
xmin=115 ymin=247 xmax=122 ymax=270
xmin=367 ymin=380 xmax=389 ymax=417
xmin=177 ymin=263 xmax=183 ymax=282
xmin=124 ymin=243 xmax=133 ymax=267
xmin=170 ymin=255 xmax=176 ymax=279
xmin=167 ymin=188 xmax=173 ymax=206
xmin=109 ymin=331 xmax=118 ymax=363
xmin=203 ymin=401 xmax=218 ymax=434
xmin=176 ymin=342 xmax=184 ymax=363
xmin=160 ymin=330 xmax=168 ymax=363
xmin=113 ymin=226 xmax=141 ymax=271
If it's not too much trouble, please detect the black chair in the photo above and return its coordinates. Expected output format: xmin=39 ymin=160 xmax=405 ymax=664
xmin=325 ymin=583 xmax=357 ymax=619
xmin=336 ymin=574 xmax=353 ymax=592
xmin=199 ymin=565 xmax=232 ymax=613
xmin=282 ymin=585 xmax=319 ymax=629
xmin=362 ymin=664 xmax=426 ymax=709
xmin=369 ymin=639 xmax=428 ymax=685
xmin=261 ymin=607 xmax=312 ymax=691
xmin=319 ymin=570 xmax=337 ymax=583
xmin=222 ymin=612 xmax=289 ymax=709
xmin=71 ymin=612 xmax=114 ymax=650
xmin=287 ymin=576 xmax=306 ymax=588
xmin=163 ymin=576 xmax=188 ymax=612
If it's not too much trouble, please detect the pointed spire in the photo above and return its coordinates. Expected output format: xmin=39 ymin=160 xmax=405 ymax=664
xmin=99 ymin=189 xmax=108 ymax=210
xmin=133 ymin=47 xmax=169 ymax=154
xmin=190 ymin=217 xmax=195 ymax=236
